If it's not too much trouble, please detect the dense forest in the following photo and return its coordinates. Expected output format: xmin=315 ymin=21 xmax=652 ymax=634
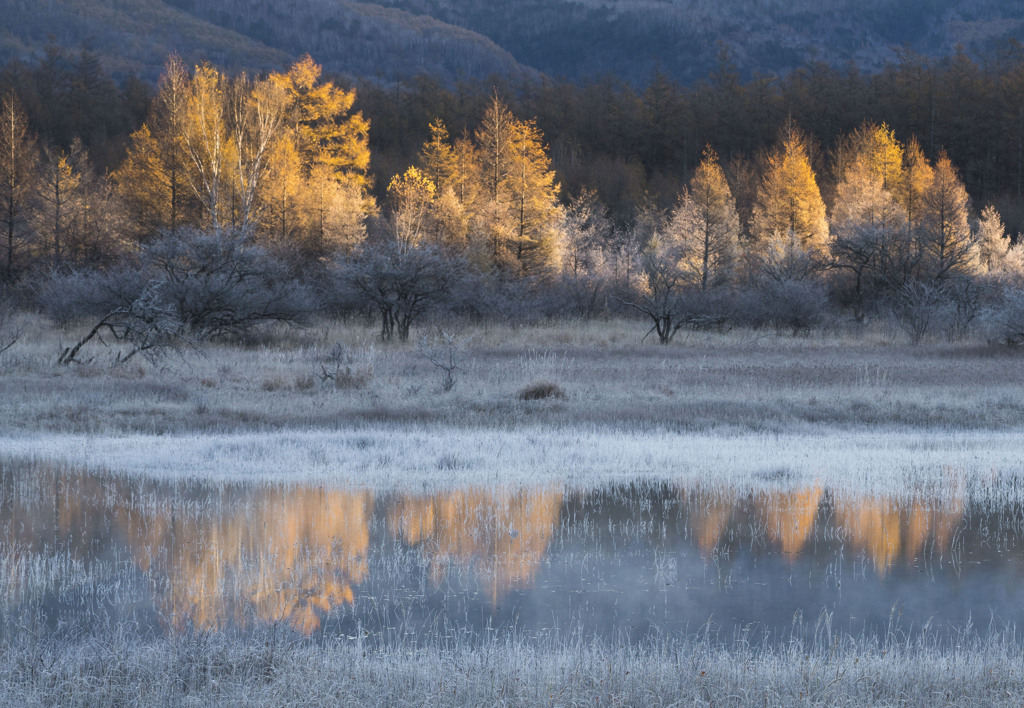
xmin=2 ymin=48 xmax=1024 ymax=354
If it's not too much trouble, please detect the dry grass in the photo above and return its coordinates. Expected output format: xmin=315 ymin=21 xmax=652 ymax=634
xmin=1 ymin=315 xmax=1023 ymax=435
xmin=0 ymin=622 xmax=1020 ymax=707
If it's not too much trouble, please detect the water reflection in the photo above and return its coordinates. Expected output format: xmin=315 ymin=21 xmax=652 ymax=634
xmin=389 ymin=487 xmax=562 ymax=605
xmin=0 ymin=460 xmax=1019 ymax=644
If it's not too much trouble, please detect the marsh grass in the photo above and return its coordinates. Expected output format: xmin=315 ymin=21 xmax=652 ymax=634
xmin=0 ymin=619 xmax=1020 ymax=706
xmin=2 ymin=458 xmax=1024 ymax=706
xmin=2 ymin=316 xmax=1024 ymax=435
xmin=3 ymin=315 xmax=1024 ymax=705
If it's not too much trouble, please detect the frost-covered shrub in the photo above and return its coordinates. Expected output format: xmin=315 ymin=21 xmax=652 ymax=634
xmin=982 ymin=288 xmax=1024 ymax=346
xmin=890 ymin=280 xmax=952 ymax=344
xmin=37 ymin=228 xmax=316 ymax=342
xmin=144 ymin=228 xmax=315 ymax=340
xmin=735 ymin=278 xmax=829 ymax=334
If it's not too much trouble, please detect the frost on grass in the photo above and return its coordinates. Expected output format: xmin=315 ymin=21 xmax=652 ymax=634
xmin=0 ymin=625 xmax=1021 ymax=707
xmin=2 ymin=427 xmax=1023 ymax=501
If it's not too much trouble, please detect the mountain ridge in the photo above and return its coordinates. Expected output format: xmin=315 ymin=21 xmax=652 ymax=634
xmin=3 ymin=0 xmax=1024 ymax=85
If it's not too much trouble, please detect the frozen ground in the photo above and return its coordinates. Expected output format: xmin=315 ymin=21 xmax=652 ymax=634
xmin=3 ymin=426 xmax=1022 ymax=502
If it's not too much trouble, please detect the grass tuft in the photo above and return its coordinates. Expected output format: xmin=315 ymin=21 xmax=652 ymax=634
xmin=518 ymin=381 xmax=566 ymax=400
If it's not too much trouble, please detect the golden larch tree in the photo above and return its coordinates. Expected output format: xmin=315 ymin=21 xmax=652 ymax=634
xmin=470 ymin=96 xmax=562 ymax=275
xmin=666 ymin=147 xmax=740 ymax=291
xmin=507 ymin=117 xmax=562 ymax=277
xmin=270 ymin=55 xmax=370 ymax=186
xmin=751 ymin=125 xmax=829 ymax=256
xmin=35 ymin=140 xmax=85 ymax=270
xmin=114 ymin=55 xmax=196 ymax=238
xmin=920 ymin=151 xmax=975 ymax=280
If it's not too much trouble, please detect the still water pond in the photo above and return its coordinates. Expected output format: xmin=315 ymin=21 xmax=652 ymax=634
xmin=2 ymin=459 xmax=1023 ymax=645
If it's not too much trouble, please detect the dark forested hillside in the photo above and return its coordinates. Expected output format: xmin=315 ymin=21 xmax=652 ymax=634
xmin=0 ymin=0 xmax=533 ymax=84
xmin=0 ymin=0 xmax=289 ymax=80
xmin=368 ymin=0 xmax=1024 ymax=82
xmin=5 ymin=0 xmax=1024 ymax=85
xmin=183 ymin=0 xmax=534 ymax=83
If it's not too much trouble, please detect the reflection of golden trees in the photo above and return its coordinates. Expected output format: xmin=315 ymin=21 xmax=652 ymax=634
xmin=681 ymin=486 xmax=737 ymax=555
xmin=679 ymin=482 xmax=965 ymax=575
xmin=834 ymin=482 xmax=964 ymax=576
xmin=388 ymin=487 xmax=562 ymax=604
xmin=117 ymin=486 xmax=372 ymax=634
xmin=758 ymin=486 xmax=823 ymax=556
xmin=0 ymin=465 xmax=973 ymax=633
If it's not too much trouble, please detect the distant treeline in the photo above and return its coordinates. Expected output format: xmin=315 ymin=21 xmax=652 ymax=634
xmin=360 ymin=45 xmax=1024 ymax=235
xmin=4 ymin=45 xmax=1024 ymax=233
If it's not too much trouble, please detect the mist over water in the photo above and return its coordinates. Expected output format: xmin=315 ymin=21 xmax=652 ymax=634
xmin=2 ymin=458 xmax=1021 ymax=647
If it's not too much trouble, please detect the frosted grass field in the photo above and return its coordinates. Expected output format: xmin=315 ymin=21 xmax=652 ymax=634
xmin=3 ymin=426 xmax=1023 ymax=500
xmin=3 ymin=319 xmax=1024 ymax=705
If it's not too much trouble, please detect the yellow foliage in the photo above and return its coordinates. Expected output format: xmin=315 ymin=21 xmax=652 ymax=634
xmin=751 ymin=126 xmax=829 ymax=255
xmin=269 ymin=55 xmax=370 ymax=187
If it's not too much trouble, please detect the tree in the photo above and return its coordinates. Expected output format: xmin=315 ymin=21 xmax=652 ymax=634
xmin=473 ymin=95 xmax=519 ymax=270
xmin=828 ymin=127 xmax=909 ymax=317
xmin=0 ymin=92 xmax=37 ymax=282
xmin=258 ymin=134 xmax=305 ymax=246
xmin=113 ymin=55 xmax=191 ymax=239
xmin=900 ymin=136 xmax=933 ymax=240
xmin=831 ymin=123 xmax=905 ymax=196
xmin=621 ymin=241 xmax=689 ymax=344
xmin=976 ymin=204 xmax=1024 ymax=282
xmin=386 ymin=166 xmax=436 ymax=249
xmin=267 ymin=56 xmax=373 ymax=255
xmin=563 ymin=188 xmax=612 ymax=278
xmin=751 ymin=124 xmax=829 ymax=256
xmin=506 ymin=117 xmax=563 ymax=277
xmin=410 ymin=97 xmax=562 ymax=276
xmin=665 ymin=147 xmax=740 ymax=291
xmin=300 ymin=163 xmax=370 ymax=257
xmin=346 ymin=241 xmax=457 ymax=342
xmin=920 ymin=152 xmax=975 ymax=281
xmin=419 ymin=119 xmax=458 ymax=190
xmin=226 ymin=73 xmax=288 ymax=230
xmin=457 ymin=96 xmax=563 ymax=276
xmin=34 ymin=139 xmax=85 ymax=270
xmin=561 ymin=189 xmax=614 ymax=316
xmin=269 ymin=55 xmax=370 ymax=186
xmin=180 ymin=63 xmax=230 ymax=230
